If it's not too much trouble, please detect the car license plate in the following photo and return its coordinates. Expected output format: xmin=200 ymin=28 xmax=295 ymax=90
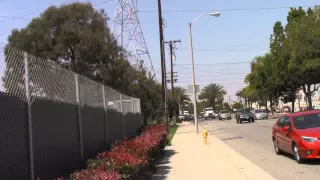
xmin=246 ymin=117 xmax=249 ymax=119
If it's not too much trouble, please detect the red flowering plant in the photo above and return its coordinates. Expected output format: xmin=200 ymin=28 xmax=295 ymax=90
xmin=70 ymin=169 xmax=120 ymax=180
xmin=57 ymin=125 xmax=168 ymax=180
xmin=87 ymin=151 xmax=147 ymax=179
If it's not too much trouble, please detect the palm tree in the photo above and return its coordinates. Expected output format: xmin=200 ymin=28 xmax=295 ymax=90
xmin=168 ymin=86 xmax=190 ymax=114
xmin=199 ymin=83 xmax=227 ymax=111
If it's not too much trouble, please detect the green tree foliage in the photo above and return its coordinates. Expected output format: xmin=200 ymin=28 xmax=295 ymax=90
xmin=167 ymin=86 xmax=190 ymax=118
xmin=223 ymin=102 xmax=231 ymax=111
xmin=2 ymin=2 xmax=162 ymax=122
xmin=240 ymin=6 xmax=320 ymax=111
xmin=232 ymin=102 xmax=244 ymax=110
xmin=198 ymin=83 xmax=226 ymax=111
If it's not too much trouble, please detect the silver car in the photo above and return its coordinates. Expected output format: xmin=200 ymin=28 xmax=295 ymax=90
xmin=218 ymin=110 xmax=231 ymax=120
xmin=253 ymin=109 xmax=268 ymax=120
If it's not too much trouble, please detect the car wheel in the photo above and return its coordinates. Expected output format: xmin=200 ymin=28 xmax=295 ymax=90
xmin=273 ymin=138 xmax=282 ymax=155
xmin=293 ymin=143 xmax=303 ymax=164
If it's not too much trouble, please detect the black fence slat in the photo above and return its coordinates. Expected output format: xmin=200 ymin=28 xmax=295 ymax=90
xmin=0 ymin=92 xmax=30 ymax=179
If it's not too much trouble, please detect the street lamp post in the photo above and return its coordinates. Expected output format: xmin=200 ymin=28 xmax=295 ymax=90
xmin=189 ymin=12 xmax=220 ymax=134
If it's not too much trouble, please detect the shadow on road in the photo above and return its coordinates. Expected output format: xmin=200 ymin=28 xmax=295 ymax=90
xmin=280 ymin=152 xmax=320 ymax=165
xmin=153 ymin=149 xmax=177 ymax=180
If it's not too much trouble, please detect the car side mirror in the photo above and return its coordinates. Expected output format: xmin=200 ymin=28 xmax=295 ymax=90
xmin=282 ymin=126 xmax=289 ymax=131
xmin=282 ymin=126 xmax=292 ymax=131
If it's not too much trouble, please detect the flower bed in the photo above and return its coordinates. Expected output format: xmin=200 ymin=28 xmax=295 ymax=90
xmin=58 ymin=124 xmax=167 ymax=180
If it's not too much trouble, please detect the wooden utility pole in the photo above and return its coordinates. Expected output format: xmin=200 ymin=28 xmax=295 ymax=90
xmin=157 ymin=0 xmax=169 ymax=128
xmin=165 ymin=40 xmax=181 ymax=122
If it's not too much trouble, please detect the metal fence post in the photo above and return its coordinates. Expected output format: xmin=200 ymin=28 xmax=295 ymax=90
xmin=131 ymin=98 xmax=135 ymax=134
xmin=24 ymin=52 xmax=35 ymax=180
xmin=75 ymin=74 xmax=84 ymax=160
xmin=139 ymin=99 xmax=142 ymax=126
xmin=102 ymin=85 xmax=108 ymax=143
xmin=120 ymin=94 xmax=124 ymax=137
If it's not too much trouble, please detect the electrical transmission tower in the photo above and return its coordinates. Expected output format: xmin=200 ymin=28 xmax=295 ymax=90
xmin=112 ymin=0 xmax=156 ymax=80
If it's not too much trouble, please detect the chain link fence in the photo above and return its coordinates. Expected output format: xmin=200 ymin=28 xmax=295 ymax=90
xmin=0 ymin=45 xmax=142 ymax=180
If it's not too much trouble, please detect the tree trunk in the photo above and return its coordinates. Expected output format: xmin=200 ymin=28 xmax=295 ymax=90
xmin=291 ymin=100 xmax=295 ymax=113
xmin=302 ymin=84 xmax=313 ymax=108
xmin=269 ymin=95 xmax=274 ymax=115
xmin=212 ymin=99 xmax=216 ymax=111
xmin=307 ymin=85 xmax=312 ymax=108
xmin=265 ymin=100 xmax=268 ymax=111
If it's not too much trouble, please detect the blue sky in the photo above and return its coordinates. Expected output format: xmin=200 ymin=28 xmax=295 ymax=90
xmin=0 ymin=0 xmax=319 ymax=101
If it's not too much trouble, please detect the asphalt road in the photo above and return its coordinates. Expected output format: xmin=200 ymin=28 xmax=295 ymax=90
xmin=199 ymin=118 xmax=320 ymax=180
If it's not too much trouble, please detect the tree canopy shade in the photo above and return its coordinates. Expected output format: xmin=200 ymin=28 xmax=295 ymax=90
xmin=2 ymin=2 xmax=162 ymax=122
xmin=238 ymin=6 xmax=320 ymax=112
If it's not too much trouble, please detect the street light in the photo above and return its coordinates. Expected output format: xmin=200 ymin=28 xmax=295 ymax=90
xmin=189 ymin=12 xmax=220 ymax=134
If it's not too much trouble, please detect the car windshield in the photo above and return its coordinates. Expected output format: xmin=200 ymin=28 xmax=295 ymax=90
xmin=220 ymin=110 xmax=228 ymax=113
xmin=293 ymin=113 xmax=320 ymax=129
xmin=255 ymin=109 xmax=266 ymax=113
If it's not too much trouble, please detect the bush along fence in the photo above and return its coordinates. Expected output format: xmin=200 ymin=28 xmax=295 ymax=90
xmin=55 ymin=124 xmax=168 ymax=180
xmin=0 ymin=46 xmax=143 ymax=180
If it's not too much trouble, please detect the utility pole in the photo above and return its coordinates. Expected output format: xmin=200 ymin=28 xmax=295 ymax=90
xmin=165 ymin=40 xmax=181 ymax=124
xmin=229 ymin=95 xmax=231 ymax=105
xmin=157 ymin=0 xmax=169 ymax=130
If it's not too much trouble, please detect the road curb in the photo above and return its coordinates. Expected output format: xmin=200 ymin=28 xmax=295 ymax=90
xmin=199 ymin=125 xmax=276 ymax=180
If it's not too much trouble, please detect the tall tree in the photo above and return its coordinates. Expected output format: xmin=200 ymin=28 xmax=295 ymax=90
xmin=2 ymin=2 xmax=162 ymax=121
xmin=167 ymin=86 xmax=190 ymax=117
xmin=199 ymin=83 xmax=227 ymax=111
xmin=287 ymin=7 xmax=320 ymax=108
xmin=3 ymin=2 xmax=123 ymax=95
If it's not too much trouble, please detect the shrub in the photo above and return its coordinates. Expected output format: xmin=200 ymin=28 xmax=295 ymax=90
xmin=61 ymin=124 xmax=167 ymax=180
xmin=88 ymin=152 xmax=147 ymax=179
xmin=70 ymin=169 xmax=120 ymax=180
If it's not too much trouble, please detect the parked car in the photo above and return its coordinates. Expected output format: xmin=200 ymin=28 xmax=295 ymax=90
xmin=235 ymin=108 xmax=254 ymax=124
xmin=205 ymin=113 xmax=215 ymax=120
xmin=178 ymin=115 xmax=185 ymax=120
xmin=218 ymin=110 xmax=231 ymax=120
xmin=253 ymin=109 xmax=268 ymax=120
xmin=272 ymin=110 xmax=320 ymax=163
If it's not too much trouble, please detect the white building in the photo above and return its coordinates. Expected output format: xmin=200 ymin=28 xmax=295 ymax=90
xmin=279 ymin=87 xmax=320 ymax=112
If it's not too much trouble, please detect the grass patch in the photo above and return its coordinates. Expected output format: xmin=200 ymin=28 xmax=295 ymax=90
xmin=166 ymin=125 xmax=179 ymax=146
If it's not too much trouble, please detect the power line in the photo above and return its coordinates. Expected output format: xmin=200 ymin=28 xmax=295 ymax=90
xmin=0 ymin=0 xmax=115 ymax=23
xmin=177 ymin=48 xmax=268 ymax=52
xmin=0 ymin=0 xmax=158 ymax=36
xmin=176 ymin=61 xmax=251 ymax=65
xmin=179 ymin=43 xmax=268 ymax=48
xmin=176 ymin=66 xmax=251 ymax=73
xmin=137 ymin=5 xmax=315 ymax=13
xmin=177 ymin=72 xmax=248 ymax=76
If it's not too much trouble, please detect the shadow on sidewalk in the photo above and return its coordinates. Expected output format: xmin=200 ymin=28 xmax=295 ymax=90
xmin=153 ymin=149 xmax=177 ymax=180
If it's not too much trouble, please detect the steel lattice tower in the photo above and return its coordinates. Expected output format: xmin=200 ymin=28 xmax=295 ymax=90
xmin=112 ymin=0 xmax=156 ymax=80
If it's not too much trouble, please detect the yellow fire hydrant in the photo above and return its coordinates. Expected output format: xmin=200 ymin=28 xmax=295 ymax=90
xmin=202 ymin=130 xmax=208 ymax=145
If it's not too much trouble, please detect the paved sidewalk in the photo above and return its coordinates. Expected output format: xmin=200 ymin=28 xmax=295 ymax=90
xmin=153 ymin=123 xmax=276 ymax=180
